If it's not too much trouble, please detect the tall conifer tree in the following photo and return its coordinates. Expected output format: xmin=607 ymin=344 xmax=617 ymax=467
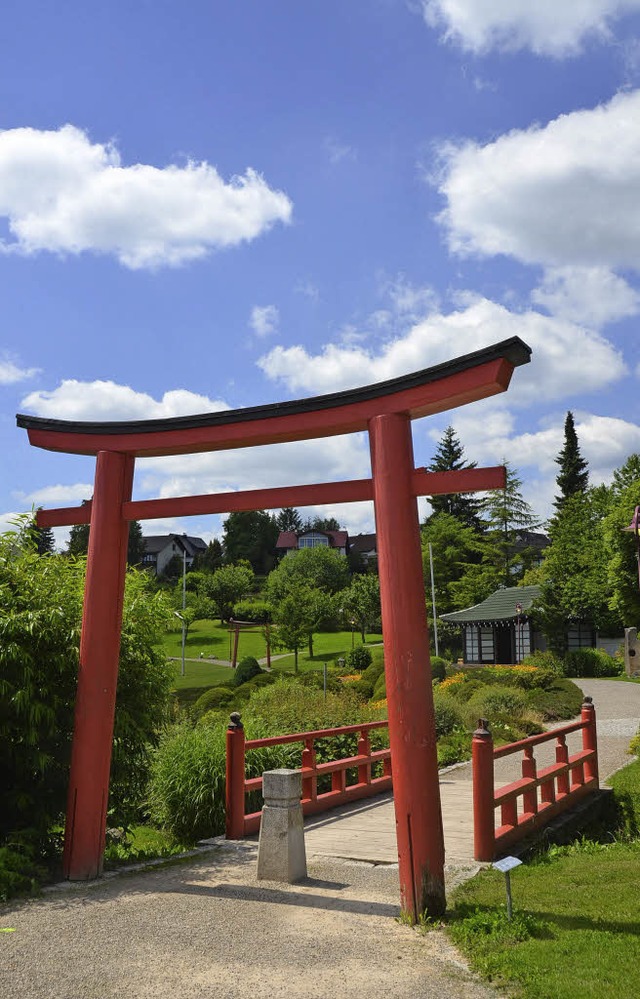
xmin=553 ymin=411 xmax=589 ymax=514
xmin=426 ymin=426 xmax=482 ymax=530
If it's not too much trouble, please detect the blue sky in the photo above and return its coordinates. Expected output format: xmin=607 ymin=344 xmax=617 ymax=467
xmin=3 ymin=0 xmax=640 ymax=546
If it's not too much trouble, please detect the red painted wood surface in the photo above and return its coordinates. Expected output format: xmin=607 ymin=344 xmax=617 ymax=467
xmin=34 ymin=465 xmax=507 ymax=529
xmin=22 ymin=357 xmax=514 ymax=457
xmin=472 ymin=699 xmax=599 ymax=862
xmin=62 ymin=451 xmax=134 ymax=879
xmin=369 ymin=412 xmax=445 ymax=919
xmin=225 ymin=719 xmax=392 ymax=838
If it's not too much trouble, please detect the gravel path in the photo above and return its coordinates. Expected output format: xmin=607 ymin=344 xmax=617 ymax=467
xmin=1 ymin=849 xmax=498 ymax=999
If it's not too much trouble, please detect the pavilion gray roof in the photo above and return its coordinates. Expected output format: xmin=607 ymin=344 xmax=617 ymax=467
xmin=440 ymin=585 xmax=541 ymax=624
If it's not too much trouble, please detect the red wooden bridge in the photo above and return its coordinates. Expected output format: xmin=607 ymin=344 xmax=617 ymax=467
xmin=225 ymin=697 xmax=600 ymax=863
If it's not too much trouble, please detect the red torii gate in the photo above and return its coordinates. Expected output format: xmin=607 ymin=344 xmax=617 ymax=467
xmin=17 ymin=336 xmax=531 ymax=918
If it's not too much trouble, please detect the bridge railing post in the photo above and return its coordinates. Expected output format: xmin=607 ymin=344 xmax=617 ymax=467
xmin=581 ymin=697 xmax=599 ymax=787
xmin=225 ymin=713 xmax=246 ymax=839
xmin=473 ymin=718 xmax=495 ymax=862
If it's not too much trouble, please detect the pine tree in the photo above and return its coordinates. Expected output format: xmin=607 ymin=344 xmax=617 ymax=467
xmin=481 ymin=461 xmax=540 ymax=584
xmin=276 ymin=508 xmax=303 ymax=532
xmin=33 ymin=509 xmax=55 ymax=555
xmin=553 ymin=411 xmax=589 ymax=514
xmin=426 ymin=426 xmax=483 ymax=530
xmin=127 ymin=521 xmax=146 ymax=566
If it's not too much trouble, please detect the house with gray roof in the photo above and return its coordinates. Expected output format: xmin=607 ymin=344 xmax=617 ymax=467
xmin=141 ymin=533 xmax=207 ymax=576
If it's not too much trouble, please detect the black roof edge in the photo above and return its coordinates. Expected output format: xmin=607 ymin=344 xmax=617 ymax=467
xmin=16 ymin=336 xmax=531 ymax=436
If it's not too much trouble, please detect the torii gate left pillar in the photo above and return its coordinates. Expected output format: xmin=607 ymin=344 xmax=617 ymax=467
xmin=18 ymin=335 xmax=531 ymax=919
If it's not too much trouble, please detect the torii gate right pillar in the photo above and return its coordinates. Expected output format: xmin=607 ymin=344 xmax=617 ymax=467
xmin=369 ymin=412 xmax=445 ymax=918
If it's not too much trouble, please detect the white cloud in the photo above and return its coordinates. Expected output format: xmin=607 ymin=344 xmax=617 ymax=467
xmin=421 ymin=0 xmax=640 ymax=56
xmin=382 ymin=275 xmax=440 ymax=319
xmin=440 ymin=404 xmax=640 ymax=519
xmin=531 ymin=267 xmax=640 ymax=328
xmin=135 ymin=434 xmax=376 ymax=535
xmin=0 ymin=354 xmax=39 ymax=384
xmin=259 ymin=296 xmax=626 ymax=403
xmin=437 ymin=90 xmax=640 ymax=271
xmin=324 ymin=136 xmax=356 ymax=165
xmin=249 ymin=304 xmax=280 ymax=337
xmin=21 ymin=380 xmax=229 ymax=421
xmin=14 ymin=482 xmax=93 ymax=505
xmin=0 ymin=125 xmax=292 ymax=269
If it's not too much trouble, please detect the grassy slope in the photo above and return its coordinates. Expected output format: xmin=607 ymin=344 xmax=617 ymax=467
xmin=446 ymin=758 xmax=640 ymax=999
xmin=163 ymin=619 xmax=383 ymax=690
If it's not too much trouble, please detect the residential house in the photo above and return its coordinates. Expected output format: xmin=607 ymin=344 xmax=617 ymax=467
xmin=142 ymin=533 xmax=207 ymax=576
xmin=348 ymin=532 xmax=378 ymax=567
xmin=275 ymin=528 xmax=348 ymax=557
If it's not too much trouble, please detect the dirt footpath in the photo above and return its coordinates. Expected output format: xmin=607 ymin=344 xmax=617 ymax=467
xmin=0 ymin=847 xmax=499 ymax=999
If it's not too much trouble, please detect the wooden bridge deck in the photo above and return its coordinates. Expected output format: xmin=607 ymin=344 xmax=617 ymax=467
xmin=303 ymin=780 xmax=475 ymax=866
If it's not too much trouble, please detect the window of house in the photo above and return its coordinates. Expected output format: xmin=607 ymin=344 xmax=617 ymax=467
xmin=464 ymin=626 xmax=479 ymax=662
xmin=298 ymin=532 xmax=330 ymax=549
xmin=480 ymin=628 xmax=495 ymax=663
xmin=567 ymin=624 xmax=594 ymax=650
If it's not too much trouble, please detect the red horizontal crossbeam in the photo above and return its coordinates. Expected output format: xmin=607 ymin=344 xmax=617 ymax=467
xmin=17 ymin=338 xmax=530 ymax=458
xmin=35 ymin=465 xmax=507 ymax=528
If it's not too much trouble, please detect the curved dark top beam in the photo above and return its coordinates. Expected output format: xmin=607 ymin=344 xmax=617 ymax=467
xmin=17 ymin=336 xmax=530 ymax=457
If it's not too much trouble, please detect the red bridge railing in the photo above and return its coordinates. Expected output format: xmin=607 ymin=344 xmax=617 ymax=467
xmin=225 ymin=714 xmax=392 ymax=838
xmin=472 ymin=697 xmax=599 ymax=861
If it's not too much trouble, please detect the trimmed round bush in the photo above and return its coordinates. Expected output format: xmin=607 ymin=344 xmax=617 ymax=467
xmin=232 ymin=600 xmax=271 ymax=623
xmin=345 ymin=645 xmax=373 ymax=672
xmin=244 ymin=670 xmax=276 ymax=687
xmin=430 ymin=656 xmax=447 ymax=682
xmin=466 ymin=684 xmax=528 ymax=726
xmin=233 ymin=655 xmax=263 ymax=686
xmin=192 ymin=686 xmax=235 ymax=719
xmin=432 ymin=692 xmax=464 ymax=738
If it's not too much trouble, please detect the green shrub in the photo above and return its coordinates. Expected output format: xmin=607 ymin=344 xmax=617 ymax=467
xmin=522 ymin=650 xmax=565 ymax=675
xmin=372 ymin=672 xmax=387 ymax=701
xmin=430 ymin=656 xmax=447 ymax=682
xmin=345 ymin=645 xmax=373 ymax=672
xmin=147 ymin=723 xmax=297 ymax=840
xmin=0 ymin=523 xmax=174 ymax=857
xmin=233 ymin=656 xmax=263 ymax=686
xmin=432 ymin=691 xmax=465 ymax=738
xmin=563 ymin=648 xmax=622 ymax=678
xmin=243 ymin=671 xmax=276 ymax=688
xmin=465 ymin=685 xmax=528 ymax=727
xmin=437 ymin=731 xmax=472 ymax=767
xmin=232 ymin=600 xmax=271 ymax=623
xmin=0 ymin=841 xmax=44 ymax=902
xmin=525 ymin=678 xmax=584 ymax=721
xmin=361 ymin=658 xmax=385 ymax=686
xmin=192 ymin=686 xmax=235 ymax=719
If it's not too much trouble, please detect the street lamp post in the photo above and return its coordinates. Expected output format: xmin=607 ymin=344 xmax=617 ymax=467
xmin=515 ymin=602 xmax=523 ymax=664
xmin=174 ymin=611 xmax=186 ymax=677
xmin=350 ymin=618 xmax=356 ymax=649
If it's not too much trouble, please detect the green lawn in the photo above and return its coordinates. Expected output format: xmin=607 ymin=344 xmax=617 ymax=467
xmin=163 ymin=619 xmax=383 ymax=690
xmin=445 ymin=759 xmax=640 ymax=999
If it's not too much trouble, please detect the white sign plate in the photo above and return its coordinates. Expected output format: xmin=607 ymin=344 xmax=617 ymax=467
xmin=493 ymin=856 xmax=522 ymax=874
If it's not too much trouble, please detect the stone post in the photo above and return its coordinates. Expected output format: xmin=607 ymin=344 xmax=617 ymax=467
xmin=257 ymin=769 xmax=307 ymax=883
